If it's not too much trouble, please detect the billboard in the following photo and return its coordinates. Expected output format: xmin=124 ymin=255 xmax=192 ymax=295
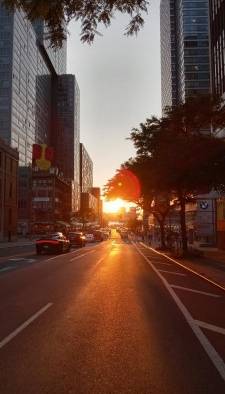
xmin=32 ymin=144 xmax=54 ymax=171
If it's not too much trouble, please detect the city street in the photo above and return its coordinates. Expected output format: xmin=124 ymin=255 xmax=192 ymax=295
xmin=0 ymin=235 xmax=225 ymax=393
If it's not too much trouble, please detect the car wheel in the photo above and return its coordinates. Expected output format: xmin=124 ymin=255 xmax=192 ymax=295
xmin=36 ymin=248 xmax=41 ymax=255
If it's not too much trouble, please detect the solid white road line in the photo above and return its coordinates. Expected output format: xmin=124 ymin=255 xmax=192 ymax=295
xmin=0 ymin=303 xmax=53 ymax=350
xmin=171 ymin=285 xmax=221 ymax=298
xmin=133 ymin=243 xmax=225 ymax=382
xmin=157 ymin=269 xmax=186 ymax=276
xmin=152 ymin=262 xmax=172 ymax=266
xmin=196 ymin=320 xmax=225 ymax=336
xmin=70 ymin=250 xmax=95 ymax=262
xmin=140 ymin=242 xmax=225 ymax=294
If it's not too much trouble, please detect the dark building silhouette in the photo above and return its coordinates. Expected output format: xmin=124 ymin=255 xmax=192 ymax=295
xmin=209 ymin=0 xmax=225 ymax=97
xmin=0 ymin=138 xmax=19 ymax=241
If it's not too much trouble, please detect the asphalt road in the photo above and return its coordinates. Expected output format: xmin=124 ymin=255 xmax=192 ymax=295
xmin=0 ymin=238 xmax=225 ymax=393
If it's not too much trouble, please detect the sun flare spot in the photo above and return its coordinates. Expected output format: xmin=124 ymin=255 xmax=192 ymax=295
xmin=103 ymin=198 xmax=128 ymax=213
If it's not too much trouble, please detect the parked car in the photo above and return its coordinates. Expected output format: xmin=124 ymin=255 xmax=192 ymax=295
xmin=68 ymin=232 xmax=86 ymax=247
xmin=85 ymin=233 xmax=95 ymax=243
xmin=36 ymin=232 xmax=70 ymax=255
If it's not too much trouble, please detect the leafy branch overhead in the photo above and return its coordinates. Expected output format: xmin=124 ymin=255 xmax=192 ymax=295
xmin=2 ymin=0 xmax=149 ymax=47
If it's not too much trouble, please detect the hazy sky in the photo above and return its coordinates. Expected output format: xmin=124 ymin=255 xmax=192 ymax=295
xmin=67 ymin=0 xmax=161 ymax=191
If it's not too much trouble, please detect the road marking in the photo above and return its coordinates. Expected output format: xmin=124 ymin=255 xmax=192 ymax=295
xmin=133 ymin=243 xmax=225 ymax=381
xmin=70 ymin=250 xmax=95 ymax=262
xmin=171 ymin=285 xmax=221 ymax=298
xmin=0 ymin=303 xmax=53 ymax=349
xmin=0 ymin=266 xmax=14 ymax=273
xmin=196 ymin=320 xmax=225 ymax=336
xmin=95 ymin=256 xmax=106 ymax=267
xmin=140 ymin=242 xmax=225 ymax=294
xmin=8 ymin=258 xmax=26 ymax=261
xmin=157 ymin=269 xmax=186 ymax=276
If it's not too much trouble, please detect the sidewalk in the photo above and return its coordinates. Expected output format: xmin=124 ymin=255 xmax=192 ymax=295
xmin=0 ymin=238 xmax=35 ymax=249
xmin=142 ymin=241 xmax=225 ymax=289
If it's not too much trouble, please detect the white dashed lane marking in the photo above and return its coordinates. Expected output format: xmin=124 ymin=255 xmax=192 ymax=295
xmin=0 ymin=303 xmax=53 ymax=349
xmin=133 ymin=242 xmax=225 ymax=382
xmin=195 ymin=320 xmax=225 ymax=336
xmin=157 ymin=269 xmax=187 ymax=276
xmin=171 ymin=285 xmax=221 ymax=298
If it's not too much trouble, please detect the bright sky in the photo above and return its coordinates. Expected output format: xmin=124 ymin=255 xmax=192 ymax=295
xmin=67 ymin=0 xmax=161 ymax=192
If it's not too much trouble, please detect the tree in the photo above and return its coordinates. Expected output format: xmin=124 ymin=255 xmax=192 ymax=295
xmin=130 ymin=96 xmax=225 ymax=254
xmin=104 ymin=157 xmax=173 ymax=249
xmin=2 ymin=0 xmax=149 ymax=47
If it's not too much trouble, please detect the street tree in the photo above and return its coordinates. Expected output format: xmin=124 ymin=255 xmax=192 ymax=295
xmin=2 ymin=0 xmax=149 ymax=47
xmin=104 ymin=157 xmax=173 ymax=249
xmin=130 ymin=96 xmax=225 ymax=254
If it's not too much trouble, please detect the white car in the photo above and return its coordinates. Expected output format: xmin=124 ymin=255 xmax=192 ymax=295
xmin=85 ymin=233 xmax=95 ymax=243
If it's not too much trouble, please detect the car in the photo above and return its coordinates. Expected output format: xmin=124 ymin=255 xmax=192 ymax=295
xmin=68 ymin=232 xmax=86 ymax=247
xmin=85 ymin=233 xmax=95 ymax=243
xmin=36 ymin=232 xmax=70 ymax=255
xmin=93 ymin=230 xmax=104 ymax=242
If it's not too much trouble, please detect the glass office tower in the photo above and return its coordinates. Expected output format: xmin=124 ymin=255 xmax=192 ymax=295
xmin=161 ymin=0 xmax=178 ymax=109
xmin=54 ymin=75 xmax=81 ymax=213
xmin=160 ymin=0 xmax=211 ymax=110
xmin=0 ymin=5 xmax=53 ymax=165
xmin=209 ymin=0 xmax=225 ymax=97
xmin=0 ymin=3 xmax=80 ymax=229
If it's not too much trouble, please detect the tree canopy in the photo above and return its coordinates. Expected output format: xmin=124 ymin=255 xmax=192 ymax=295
xmin=2 ymin=0 xmax=149 ymax=47
xmin=105 ymin=95 xmax=225 ymax=252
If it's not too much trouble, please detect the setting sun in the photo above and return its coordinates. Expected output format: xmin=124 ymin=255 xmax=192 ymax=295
xmin=103 ymin=198 xmax=128 ymax=213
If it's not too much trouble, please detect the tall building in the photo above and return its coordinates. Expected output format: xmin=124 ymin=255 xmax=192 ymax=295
xmin=209 ymin=0 xmax=225 ymax=97
xmin=160 ymin=0 xmax=211 ymax=110
xmin=80 ymin=143 xmax=93 ymax=193
xmin=0 ymin=3 xmax=81 ymax=232
xmin=0 ymin=4 xmax=66 ymax=164
xmin=54 ymin=75 xmax=80 ymax=213
xmin=161 ymin=0 xmax=178 ymax=109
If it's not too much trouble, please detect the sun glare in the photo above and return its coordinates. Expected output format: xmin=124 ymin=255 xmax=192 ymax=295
xmin=103 ymin=198 xmax=128 ymax=213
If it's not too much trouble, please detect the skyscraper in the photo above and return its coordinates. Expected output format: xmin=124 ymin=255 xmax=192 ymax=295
xmin=209 ymin=0 xmax=225 ymax=97
xmin=160 ymin=0 xmax=211 ymax=110
xmin=80 ymin=143 xmax=93 ymax=193
xmin=0 ymin=3 xmax=80 ymax=231
xmin=160 ymin=0 xmax=178 ymax=109
xmin=54 ymin=75 xmax=80 ymax=213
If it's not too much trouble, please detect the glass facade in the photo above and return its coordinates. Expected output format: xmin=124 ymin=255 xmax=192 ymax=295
xmin=210 ymin=0 xmax=225 ymax=97
xmin=160 ymin=0 xmax=211 ymax=110
xmin=0 ymin=5 xmax=53 ymax=166
xmin=0 ymin=4 xmax=81 ymax=224
xmin=32 ymin=20 xmax=67 ymax=75
xmin=161 ymin=0 xmax=178 ymax=109
xmin=80 ymin=143 xmax=93 ymax=193
xmin=54 ymin=74 xmax=80 ymax=212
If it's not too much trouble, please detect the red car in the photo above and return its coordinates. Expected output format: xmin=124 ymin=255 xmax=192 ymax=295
xmin=36 ymin=232 xmax=70 ymax=255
